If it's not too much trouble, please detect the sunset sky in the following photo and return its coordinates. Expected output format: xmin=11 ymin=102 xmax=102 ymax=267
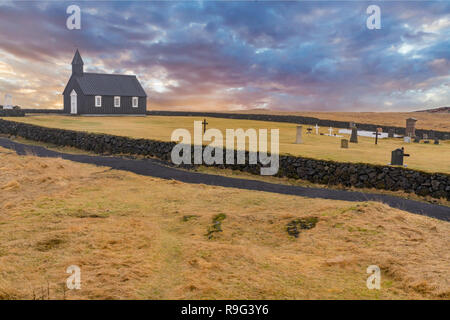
xmin=0 ymin=1 xmax=449 ymax=111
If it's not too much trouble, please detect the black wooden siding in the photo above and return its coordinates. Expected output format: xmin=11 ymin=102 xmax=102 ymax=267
xmin=82 ymin=95 xmax=146 ymax=114
xmin=63 ymin=77 xmax=86 ymax=114
xmin=63 ymin=76 xmax=146 ymax=115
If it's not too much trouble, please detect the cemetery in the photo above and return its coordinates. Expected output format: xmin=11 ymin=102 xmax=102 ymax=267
xmin=2 ymin=114 xmax=449 ymax=175
xmin=0 ymin=116 xmax=449 ymax=201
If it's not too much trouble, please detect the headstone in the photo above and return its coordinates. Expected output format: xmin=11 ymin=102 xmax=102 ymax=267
xmin=315 ymin=124 xmax=319 ymax=134
xmin=341 ymin=139 xmax=348 ymax=149
xmin=328 ymin=127 xmax=334 ymax=136
xmin=405 ymin=118 xmax=417 ymax=137
xmin=350 ymin=127 xmax=358 ymax=143
xmin=373 ymin=128 xmax=382 ymax=145
xmin=295 ymin=126 xmax=302 ymax=144
xmin=391 ymin=148 xmax=410 ymax=166
xmin=434 ymin=138 xmax=439 ymax=145
xmin=404 ymin=136 xmax=411 ymax=143
xmin=388 ymin=129 xmax=394 ymax=138
xmin=202 ymin=119 xmax=208 ymax=134
xmin=423 ymin=133 xmax=428 ymax=140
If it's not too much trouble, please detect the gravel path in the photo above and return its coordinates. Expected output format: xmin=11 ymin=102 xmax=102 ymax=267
xmin=1 ymin=137 xmax=449 ymax=221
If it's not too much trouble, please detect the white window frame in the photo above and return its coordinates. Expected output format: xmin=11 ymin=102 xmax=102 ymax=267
xmin=132 ymin=97 xmax=138 ymax=108
xmin=114 ymin=96 xmax=120 ymax=108
xmin=95 ymin=96 xmax=102 ymax=107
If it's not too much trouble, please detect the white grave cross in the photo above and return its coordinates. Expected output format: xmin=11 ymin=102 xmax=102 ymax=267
xmin=328 ymin=127 xmax=333 ymax=136
xmin=315 ymin=124 xmax=319 ymax=134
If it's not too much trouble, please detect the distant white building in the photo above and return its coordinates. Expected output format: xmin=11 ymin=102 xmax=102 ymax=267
xmin=3 ymin=93 xmax=13 ymax=109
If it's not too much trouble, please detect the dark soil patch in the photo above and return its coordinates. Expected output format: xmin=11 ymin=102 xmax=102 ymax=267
xmin=35 ymin=237 xmax=66 ymax=251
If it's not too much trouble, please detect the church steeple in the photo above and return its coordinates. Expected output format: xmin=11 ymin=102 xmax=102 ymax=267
xmin=71 ymin=49 xmax=84 ymax=76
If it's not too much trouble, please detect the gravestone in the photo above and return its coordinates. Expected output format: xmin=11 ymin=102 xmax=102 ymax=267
xmin=328 ymin=127 xmax=334 ymax=136
xmin=405 ymin=118 xmax=417 ymax=137
xmin=391 ymin=148 xmax=410 ymax=166
xmin=388 ymin=129 xmax=394 ymax=138
xmin=434 ymin=138 xmax=439 ymax=145
xmin=202 ymin=119 xmax=208 ymax=134
xmin=295 ymin=126 xmax=302 ymax=144
xmin=341 ymin=139 xmax=348 ymax=149
xmin=423 ymin=133 xmax=428 ymax=140
xmin=350 ymin=127 xmax=358 ymax=143
xmin=373 ymin=127 xmax=382 ymax=145
xmin=315 ymin=124 xmax=319 ymax=134
xmin=404 ymin=136 xmax=411 ymax=143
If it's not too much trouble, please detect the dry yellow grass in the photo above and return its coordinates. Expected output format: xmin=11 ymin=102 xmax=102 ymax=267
xmin=0 ymin=147 xmax=449 ymax=299
xmin=228 ymin=110 xmax=450 ymax=132
xmin=4 ymin=115 xmax=450 ymax=174
xmin=6 ymin=135 xmax=449 ymax=207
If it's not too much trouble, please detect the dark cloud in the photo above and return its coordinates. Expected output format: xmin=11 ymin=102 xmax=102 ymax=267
xmin=0 ymin=1 xmax=449 ymax=111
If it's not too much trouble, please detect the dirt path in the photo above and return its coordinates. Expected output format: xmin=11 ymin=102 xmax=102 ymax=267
xmin=1 ymin=137 xmax=448 ymax=221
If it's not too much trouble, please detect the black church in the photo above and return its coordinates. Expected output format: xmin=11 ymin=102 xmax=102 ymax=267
xmin=63 ymin=50 xmax=147 ymax=115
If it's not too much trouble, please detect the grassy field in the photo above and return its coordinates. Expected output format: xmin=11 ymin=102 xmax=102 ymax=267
xmin=0 ymin=147 xmax=449 ymax=299
xmin=227 ymin=110 xmax=450 ymax=132
xmin=5 ymin=135 xmax=449 ymax=206
xmin=4 ymin=115 xmax=450 ymax=174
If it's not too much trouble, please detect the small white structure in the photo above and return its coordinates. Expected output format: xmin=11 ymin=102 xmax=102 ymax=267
xmin=338 ymin=128 xmax=402 ymax=139
xmin=3 ymin=93 xmax=13 ymax=109
xmin=315 ymin=124 xmax=319 ymax=134
xmin=404 ymin=136 xmax=411 ymax=143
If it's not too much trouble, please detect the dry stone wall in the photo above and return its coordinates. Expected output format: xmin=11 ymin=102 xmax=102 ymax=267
xmin=0 ymin=118 xmax=449 ymax=200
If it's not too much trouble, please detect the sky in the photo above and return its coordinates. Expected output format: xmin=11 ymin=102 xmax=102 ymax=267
xmin=0 ymin=0 xmax=449 ymax=112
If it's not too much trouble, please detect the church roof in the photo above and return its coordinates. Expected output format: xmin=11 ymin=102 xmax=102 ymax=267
xmin=71 ymin=49 xmax=84 ymax=65
xmin=74 ymin=73 xmax=147 ymax=97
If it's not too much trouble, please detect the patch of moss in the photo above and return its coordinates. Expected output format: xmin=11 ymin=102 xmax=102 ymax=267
xmin=205 ymin=213 xmax=227 ymax=239
xmin=286 ymin=216 xmax=318 ymax=238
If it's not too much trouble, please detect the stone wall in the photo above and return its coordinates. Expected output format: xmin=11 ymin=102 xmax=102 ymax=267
xmin=0 ymin=109 xmax=25 ymax=117
xmin=147 ymin=111 xmax=450 ymax=140
xmin=0 ymin=118 xmax=449 ymax=200
xmin=22 ymin=109 xmax=65 ymax=114
xmin=18 ymin=109 xmax=450 ymax=140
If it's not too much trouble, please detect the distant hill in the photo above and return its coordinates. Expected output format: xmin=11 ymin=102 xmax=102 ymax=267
xmin=414 ymin=106 xmax=450 ymax=113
